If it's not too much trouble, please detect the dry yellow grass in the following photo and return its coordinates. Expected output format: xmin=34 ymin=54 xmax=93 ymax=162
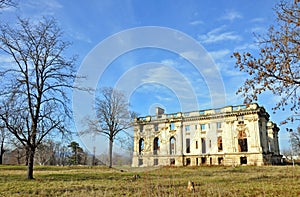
xmin=0 ymin=165 xmax=299 ymax=196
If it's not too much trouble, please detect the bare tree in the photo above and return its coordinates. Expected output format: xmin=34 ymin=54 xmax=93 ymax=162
xmin=35 ymin=140 xmax=57 ymax=166
xmin=116 ymin=133 xmax=134 ymax=158
xmin=8 ymin=139 xmax=27 ymax=165
xmin=0 ymin=124 xmax=9 ymax=164
xmin=0 ymin=17 xmax=79 ymax=179
xmin=88 ymin=87 xmax=132 ymax=168
xmin=281 ymin=148 xmax=293 ymax=161
xmin=232 ymin=1 xmax=299 ymax=122
xmin=0 ymin=0 xmax=16 ymax=9
xmin=35 ymin=143 xmax=51 ymax=166
xmin=289 ymin=127 xmax=300 ymax=154
xmin=0 ymin=0 xmax=16 ymax=167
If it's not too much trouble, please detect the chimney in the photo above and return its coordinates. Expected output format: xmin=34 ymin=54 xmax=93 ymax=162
xmin=156 ymin=107 xmax=164 ymax=117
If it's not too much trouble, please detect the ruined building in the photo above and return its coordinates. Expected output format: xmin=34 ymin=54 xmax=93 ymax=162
xmin=132 ymin=103 xmax=282 ymax=167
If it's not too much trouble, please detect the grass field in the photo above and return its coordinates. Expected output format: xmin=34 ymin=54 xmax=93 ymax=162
xmin=0 ymin=165 xmax=299 ymax=196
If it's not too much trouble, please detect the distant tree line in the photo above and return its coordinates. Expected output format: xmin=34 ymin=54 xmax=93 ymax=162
xmin=1 ymin=138 xmax=131 ymax=166
xmin=2 ymin=139 xmax=87 ymax=166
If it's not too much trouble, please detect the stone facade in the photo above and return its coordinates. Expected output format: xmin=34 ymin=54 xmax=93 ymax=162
xmin=132 ymin=103 xmax=282 ymax=167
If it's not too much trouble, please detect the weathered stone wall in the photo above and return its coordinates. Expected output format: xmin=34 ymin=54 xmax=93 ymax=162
xmin=132 ymin=104 xmax=282 ymax=167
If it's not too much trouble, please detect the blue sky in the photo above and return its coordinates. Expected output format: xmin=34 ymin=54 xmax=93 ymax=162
xmin=0 ymin=0 xmax=295 ymax=153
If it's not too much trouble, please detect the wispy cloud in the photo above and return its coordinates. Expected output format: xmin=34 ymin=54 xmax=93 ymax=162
xmin=209 ymin=49 xmax=231 ymax=61
xmin=25 ymin=0 xmax=63 ymax=10
xmin=206 ymin=48 xmax=245 ymax=78
xmin=142 ymin=66 xmax=201 ymax=111
xmin=0 ymin=54 xmax=13 ymax=63
xmin=249 ymin=26 xmax=267 ymax=35
xmin=160 ymin=59 xmax=178 ymax=67
xmin=19 ymin=0 xmax=63 ymax=18
xmin=198 ymin=26 xmax=242 ymax=44
xmin=216 ymin=61 xmax=245 ymax=77
xmin=115 ymin=64 xmax=200 ymax=112
xmin=189 ymin=20 xmax=204 ymax=26
xmin=250 ymin=18 xmax=265 ymax=23
xmin=141 ymin=66 xmax=194 ymax=97
xmin=69 ymin=31 xmax=92 ymax=43
xmin=0 ymin=54 xmax=16 ymax=69
xmin=225 ymin=90 xmax=244 ymax=106
xmin=234 ymin=42 xmax=259 ymax=52
xmin=180 ymin=50 xmax=202 ymax=61
xmin=221 ymin=10 xmax=242 ymax=22
xmin=155 ymin=95 xmax=173 ymax=102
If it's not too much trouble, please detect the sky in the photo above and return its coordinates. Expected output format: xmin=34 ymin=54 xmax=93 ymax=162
xmin=0 ymin=0 xmax=296 ymax=154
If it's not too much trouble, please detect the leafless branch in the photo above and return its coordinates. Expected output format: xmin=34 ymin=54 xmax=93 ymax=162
xmin=0 ymin=17 xmax=83 ymax=179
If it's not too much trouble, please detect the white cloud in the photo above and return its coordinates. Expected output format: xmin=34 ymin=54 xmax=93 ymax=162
xmin=134 ymin=83 xmax=171 ymax=96
xmin=70 ymin=31 xmax=92 ymax=43
xmin=25 ymin=0 xmax=63 ymax=10
xmin=141 ymin=66 xmax=200 ymax=109
xmin=160 ymin=59 xmax=178 ymax=67
xmin=250 ymin=18 xmax=265 ymax=23
xmin=234 ymin=42 xmax=259 ymax=52
xmin=198 ymin=26 xmax=242 ymax=44
xmin=189 ymin=20 xmax=203 ymax=26
xmin=115 ymin=63 xmax=201 ymax=112
xmin=43 ymin=0 xmax=63 ymax=9
xmin=225 ymin=91 xmax=244 ymax=106
xmin=180 ymin=51 xmax=202 ymax=61
xmin=20 ymin=0 xmax=63 ymax=18
xmin=249 ymin=26 xmax=267 ymax=35
xmin=209 ymin=49 xmax=231 ymax=60
xmin=0 ymin=54 xmax=14 ymax=63
xmin=155 ymin=95 xmax=173 ymax=102
xmin=205 ymin=49 xmax=245 ymax=78
xmin=216 ymin=62 xmax=245 ymax=77
xmin=0 ymin=53 xmax=17 ymax=69
xmin=221 ymin=10 xmax=242 ymax=22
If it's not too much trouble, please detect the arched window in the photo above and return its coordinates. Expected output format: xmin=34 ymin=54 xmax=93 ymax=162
xmin=218 ymin=136 xmax=223 ymax=152
xmin=170 ymin=137 xmax=176 ymax=155
xmin=238 ymin=131 xmax=248 ymax=152
xmin=139 ymin=138 xmax=144 ymax=154
xmin=153 ymin=137 xmax=160 ymax=155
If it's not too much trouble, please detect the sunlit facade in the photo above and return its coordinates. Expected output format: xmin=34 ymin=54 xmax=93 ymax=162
xmin=132 ymin=103 xmax=282 ymax=167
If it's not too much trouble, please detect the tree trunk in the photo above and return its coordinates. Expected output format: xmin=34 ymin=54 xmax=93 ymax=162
xmin=25 ymin=146 xmax=29 ymax=166
xmin=0 ymin=142 xmax=4 ymax=164
xmin=27 ymin=147 xmax=35 ymax=179
xmin=109 ymin=138 xmax=113 ymax=168
xmin=0 ymin=152 xmax=3 ymax=164
xmin=16 ymin=149 xmax=21 ymax=165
